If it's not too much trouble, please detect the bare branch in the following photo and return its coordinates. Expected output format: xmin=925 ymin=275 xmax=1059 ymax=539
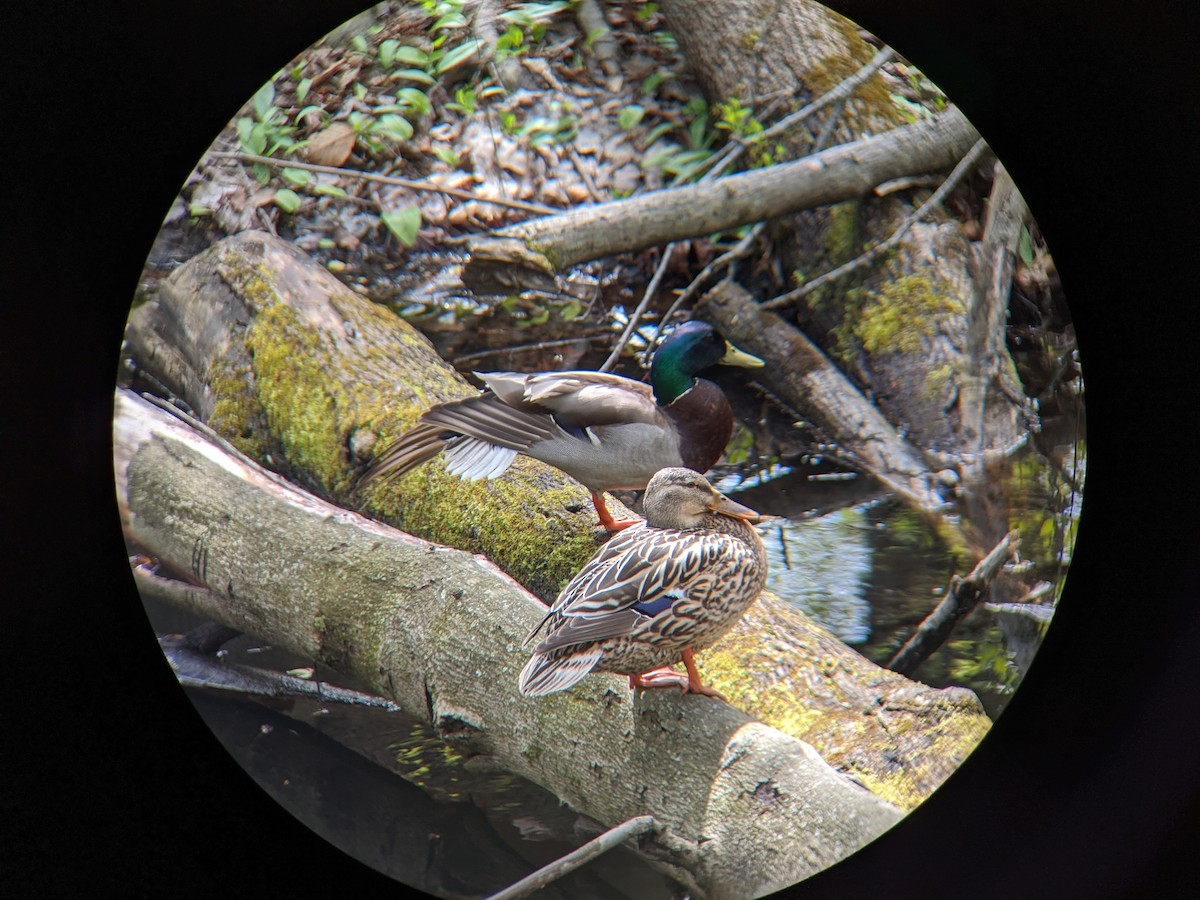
xmin=207 ymin=150 xmax=561 ymax=216
xmin=487 ymin=816 xmax=660 ymax=900
xmin=888 ymin=531 xmax=1020 ymax=676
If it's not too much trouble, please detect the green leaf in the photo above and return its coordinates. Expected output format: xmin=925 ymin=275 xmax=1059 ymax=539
xmin=641 ymin=122 xmax=674 ymax=148
xmin=281 ymin=167 xmax=312 ymax=188
xmin=381 ymin=206 xmax=422 ymax=247
xmin=618 ymin=105 xmax=645 ymax=130
xmin=247 ymin=122 xmax=268 ymax=156
xmin=378 ymin=38 xmax=399 ymax=69
xmin=392 ymin=45 xmax=430 ymax=67
xmin=396 ymin=87 xmax=432 ymax=117
xmin=313 ymin=183 xmax=347 ymax=198
xmin=432 ymin=146 xmax=460 ymax=167
xmin=433 ymin=12 xmax=467 ymax=30
xmin=296 ymin=77 xmax=313 ymax=106
xmin=351 ymin=35 xmax=368 ymax=53
xmin=253 ymin=82 xmax=275 ymax=121
xmin=389 ymin=68 xmax=436 ymax=86
xmin=353 ymin=82 xmax=368 ymax=100
xmin=1018 ymin=225 xmax=1034 ymax=266
xmin=235 ymin=116 xmax=255 ymax=151
xmin=273 ymin=189 xmax=302 ymax=214
xmin=522 ymin=306 xmax=550 ymax=327
xmin=376 ymin=114 xmax=414 ymax=142
xmin=293 ymin=104 xmax=327 ymax=123
xmin=436 ymin=39 xmax=482 ymax=74
xmin=641 ymin=72 xmax=667 ymax=95
xmin=559 ymin=300 xmax=584 ymax=321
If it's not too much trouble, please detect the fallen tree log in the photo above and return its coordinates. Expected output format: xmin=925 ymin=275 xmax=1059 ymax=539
xmin=121 ymin=229 xmax=991 ymax=827
xmin=115 ymin=388 xmax=904 ymax=897
xmin=463 ymin=106 xmax=980 ymax=288
xmin=697 ymin=279 xmax=949 ymax=515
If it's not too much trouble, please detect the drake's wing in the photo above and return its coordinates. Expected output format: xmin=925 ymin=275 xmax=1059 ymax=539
xmin=479 ymin=371 xmax=662 ymax=429
xmin=360 ymin=390 xmax=560 ymax=485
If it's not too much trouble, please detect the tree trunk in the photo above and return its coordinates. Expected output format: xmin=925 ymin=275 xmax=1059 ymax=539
xmin=659 ymin=0 xmax=1031 ymax=474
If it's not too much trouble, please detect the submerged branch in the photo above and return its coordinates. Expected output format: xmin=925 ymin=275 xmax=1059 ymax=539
xmin=487 ymin=816 xmax=660 ymax=900
xmin=888 ymin=531 xmax=1020 ymax=676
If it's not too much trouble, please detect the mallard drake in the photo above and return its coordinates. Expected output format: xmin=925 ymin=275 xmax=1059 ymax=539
xmin=518 ymin=467 xmax=768 ymax=699
xmin=359 ymin=321 xmax=763 ymax=531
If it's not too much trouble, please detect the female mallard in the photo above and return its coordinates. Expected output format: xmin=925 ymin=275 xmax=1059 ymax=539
xmin=518 ymin=467 xmax=768 ymax=699
xmin=359 ymin=321 xmax=763 ymax=531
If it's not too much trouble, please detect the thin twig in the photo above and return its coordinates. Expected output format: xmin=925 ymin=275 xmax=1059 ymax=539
xmin=208 ymin=150 xmax=562 ymax=216
xmin=450 ymin=334 xmax=608 ymax=367
xmin=598 ymin=243 xmax=678 ymax=373
xmin=761 ymin=137 xmax=989 ymax=310
xmin=763 ymin=47 xmax=896 ymax=144
xmin=660 ymin=224 xmax=765 ymax=326
xmin=486 ymin=815 xmax=660 ymax=900
xmin=699 ymin=46 xmax=896 ymax=181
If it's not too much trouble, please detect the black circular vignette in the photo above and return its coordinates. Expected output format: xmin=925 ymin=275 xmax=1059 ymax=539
xmin=4 ymin=0 xmax=1198 ymax=897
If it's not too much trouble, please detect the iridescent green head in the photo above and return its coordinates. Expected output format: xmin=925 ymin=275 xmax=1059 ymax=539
xmin=649 ymin=321 xmax=764 ymax=405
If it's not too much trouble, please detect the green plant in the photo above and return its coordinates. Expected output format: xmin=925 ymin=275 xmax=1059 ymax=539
xmin=445 ymin=85 xmax=477 ymax=117
xmin=381 ymin=206 xmax=423 ymax=247
xmin=236 ymin=82 xmax=301 ymax=181
xmin=642 ymin=98 xmax=717 ymax=184
xmin=618 ymin=104 xmax=645 ymax=130
xmin=348 ymin=109 xmax=415 ymax=156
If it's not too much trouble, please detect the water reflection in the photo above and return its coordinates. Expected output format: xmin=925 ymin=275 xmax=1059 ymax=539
xmin=761 ymin=507 xmax=875 ymax=646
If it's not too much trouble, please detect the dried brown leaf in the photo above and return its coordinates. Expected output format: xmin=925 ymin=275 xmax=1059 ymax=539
xmin=305 ymin=122 xmax=356 ymax=167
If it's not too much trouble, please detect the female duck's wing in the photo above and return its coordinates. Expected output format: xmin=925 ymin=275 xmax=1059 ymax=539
xmin=528 ymin=529 xmax=727 ymax=654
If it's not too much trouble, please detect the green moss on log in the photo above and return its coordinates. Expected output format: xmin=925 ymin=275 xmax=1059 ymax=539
xmin=856 ymin=275 xmax=964 ymax=355
xmin=691 ymin=595 xmax=991 ymax=812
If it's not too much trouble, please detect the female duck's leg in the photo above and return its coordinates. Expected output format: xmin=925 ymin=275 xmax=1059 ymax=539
xmin=629 ymin=651 xmax=726 ymax=701
xmin=679 ymin=648 xmax=726 ymax=700
xmin=629 ymin=669 xmax=687 ymax=692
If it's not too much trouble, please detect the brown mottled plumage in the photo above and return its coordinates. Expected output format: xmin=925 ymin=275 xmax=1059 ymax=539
xmin=519 ymin=468 xmax=768 ymax=699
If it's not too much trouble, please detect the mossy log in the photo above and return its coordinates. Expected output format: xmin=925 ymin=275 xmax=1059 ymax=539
xmin=121 ymin=232 xmax=992 ymax=875
xmin=116 ymin=387 xmax=903 ymax=897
